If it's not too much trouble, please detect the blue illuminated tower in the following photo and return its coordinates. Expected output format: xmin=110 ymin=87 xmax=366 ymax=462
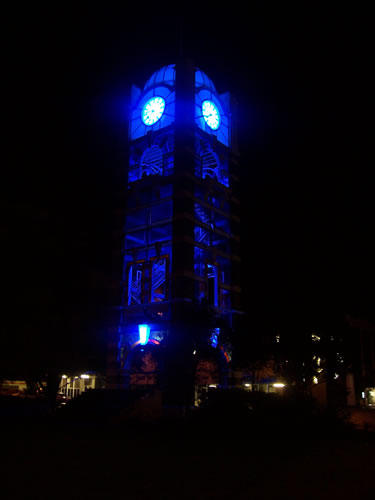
xmin=107 ymin=60 xmax=242 ymax=394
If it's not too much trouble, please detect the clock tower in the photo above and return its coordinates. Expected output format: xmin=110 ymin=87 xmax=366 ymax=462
xmin=107 ymin=60 xmax=242 ymax=401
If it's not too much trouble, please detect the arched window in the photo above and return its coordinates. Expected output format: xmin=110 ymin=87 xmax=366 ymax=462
xmin=202 ymin=150 xmax=219 ymax=181
xmin=140 ymin=145 xmax=163 ymax=177
xmin=195 ymin=140 xmax=229 ymax=187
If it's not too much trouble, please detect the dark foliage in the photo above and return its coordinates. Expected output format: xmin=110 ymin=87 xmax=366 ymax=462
xmin=193 ymin=388 xmax=355 ymax=439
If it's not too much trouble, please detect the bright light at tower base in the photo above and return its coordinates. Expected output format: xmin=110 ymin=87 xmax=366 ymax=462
xmin=138 ymin=324 xmax=150 ymax=345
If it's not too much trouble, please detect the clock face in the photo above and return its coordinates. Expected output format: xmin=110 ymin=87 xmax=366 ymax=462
xmin=142 ymin=96 xmax=165 ymax=126
xmin=202 ymin=100 xmax=220 ymax=130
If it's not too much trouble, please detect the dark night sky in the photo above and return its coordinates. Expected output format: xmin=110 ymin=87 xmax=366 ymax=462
xmin=3 ymin=4 xmax=374 ymax=372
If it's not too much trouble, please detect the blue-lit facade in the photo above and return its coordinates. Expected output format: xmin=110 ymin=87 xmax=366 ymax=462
xmin=108 ymin=60 xmax=241 ymax=390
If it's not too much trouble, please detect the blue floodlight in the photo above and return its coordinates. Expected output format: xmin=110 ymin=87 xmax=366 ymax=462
xmin=138 ymin=324 xmax=150 ymax=345
xmin=210 ymin=328 xmax=220 ymax=348
xmin=142 ymin=97 xmax=165 ymax=126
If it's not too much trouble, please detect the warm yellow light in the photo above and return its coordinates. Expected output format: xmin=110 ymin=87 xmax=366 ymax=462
xmin=273 ymin=383 xmax=285 ymax=388
xmin=61 ymin=375 xmax=67 ymax=379
xmin=80 ymin=374 xmax=90 ymax=379
xmin=313 ymin=376 xmax=318 ymax=384
xmin=208 ymin=384 xmax=217 ymax=388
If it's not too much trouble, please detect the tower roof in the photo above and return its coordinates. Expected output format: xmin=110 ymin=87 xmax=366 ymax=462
xmin=143 ymin=64 xmax=217 ymax=93
xmin=143 ymin=64 xmax=176 ymax=90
